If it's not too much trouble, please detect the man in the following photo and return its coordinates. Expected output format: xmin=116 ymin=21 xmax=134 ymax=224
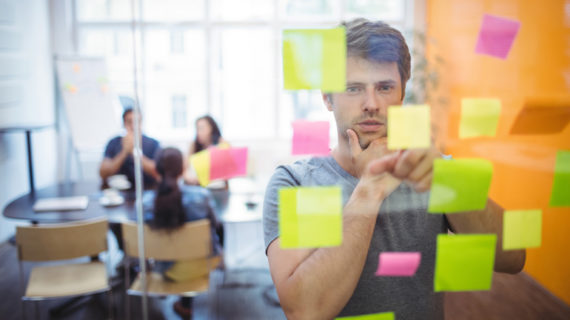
xmin=263 ymin=18 xmax=525 ymax=319
xmin=99 ymin=108 xmax=160 ymax=189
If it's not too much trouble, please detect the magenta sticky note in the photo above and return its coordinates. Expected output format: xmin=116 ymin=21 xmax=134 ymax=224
xmin=229 ymin=147 xmax=248 ymax=176
xmin=375 ymin=252 xmax=421 ymax=277
xmin=292 ymin=120 xmax=330 ymax=155
xmin=210 ymin=148 xmax=237 ymax=180
xmin=475 ymin=14 xmax=520 ymax=59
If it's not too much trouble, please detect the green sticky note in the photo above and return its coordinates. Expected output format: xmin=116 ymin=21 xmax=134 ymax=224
xmin=335 ymin=311 xmax=395 ymax=320
xmin=434 ymin=234 xmax=496 ymax=292
xmin=283 ymin=27 xmax=346 ymax=92
xmin=279 ymin=186 xmax=342 ymax=248
xmin=549 ymin=150 xmax=570 ymax=207
xmin=428 ymin=158 xmax=493 ymax=213
xmin=459 ymin=98 xmax=502 ymax=139
xmin=503 ymin=209 xmax=542 ymax=250
xmin=387 ymin=105 xmax=431 ymax=150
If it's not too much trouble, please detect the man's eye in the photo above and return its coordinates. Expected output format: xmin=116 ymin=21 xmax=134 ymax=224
xmin=378 ymin=85 xmax=393 ymax=91
xmin=346 ymin=86 xmax=361 ymax=93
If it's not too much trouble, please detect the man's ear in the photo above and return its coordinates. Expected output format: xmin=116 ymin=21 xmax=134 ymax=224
xmin=322 ymin=93 xmax=333 ymax=111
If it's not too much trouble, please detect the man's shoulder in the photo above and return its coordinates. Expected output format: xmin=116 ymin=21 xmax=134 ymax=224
xmin=269 ymin=156 xmax=333 ymax=187
xmin=142 ymin=134 xmax=159 ymax=146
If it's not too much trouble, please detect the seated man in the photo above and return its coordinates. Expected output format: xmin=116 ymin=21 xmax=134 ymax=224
xmin=99 ymin=108 xmax=160 ymax=189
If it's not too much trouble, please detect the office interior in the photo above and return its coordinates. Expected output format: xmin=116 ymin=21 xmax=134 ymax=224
xmin=0 ymin=0 xmax=568 ymax=319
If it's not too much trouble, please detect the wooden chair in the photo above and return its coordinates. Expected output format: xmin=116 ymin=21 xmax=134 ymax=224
xmin=16 ymin=218 xmax=112 ymax=319
xmin=121 ymin=219 xmax=220 ymax=318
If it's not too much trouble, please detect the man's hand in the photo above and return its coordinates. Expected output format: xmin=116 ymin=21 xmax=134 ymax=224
xmin=121 ymin=133 xmax=134 ymax=154
xmin=391 ymin=147 xmax=441 ymax=193
xmin=346 ymin=129 xmax=402 ymax=209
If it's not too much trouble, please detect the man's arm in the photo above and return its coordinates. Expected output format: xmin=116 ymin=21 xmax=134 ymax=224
xmin=99 ymin=149 xmax=129 ymax=181
xmin=268 ymin=159 xmax=400 ymax=320
xmin=445 ymin=199 xmax=526 ymax=274
xmin=390 ymin=149 xmax=526 ymax=274
xmin=141 ymin=155 xmax=159 ymax=180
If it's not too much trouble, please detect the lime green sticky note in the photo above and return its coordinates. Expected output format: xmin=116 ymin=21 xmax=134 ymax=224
xmin=387 ymin=105 xmax=431 ymax=150
xmin=503 ymin=209 xmax=542 ymax=250
xmin=189 ymin=150 xmax=211 ymax=187
xmin=428 ymin=158 xmax=493 ymax=213
xmin=549 ymin=150 xmax=570 ymax=207
xmin=335 ymin=311 xmax=395 ymax=320
xmin=459 ymin=98 xmax=502 ymax=139
xmin=434 ymin=234 xmax=496 ymax=292
xmin=283 ymin=27 xmax=346 ymax=92
xmin=279 ymin=186 xmax=342 ymax=248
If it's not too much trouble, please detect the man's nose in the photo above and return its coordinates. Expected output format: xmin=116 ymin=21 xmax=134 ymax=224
xmin=362 ymin=86 xmax=382 ymax=113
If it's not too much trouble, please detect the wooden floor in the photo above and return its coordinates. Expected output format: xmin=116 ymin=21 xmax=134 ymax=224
xmin=1 ymin=240 xmax=568 ymax=320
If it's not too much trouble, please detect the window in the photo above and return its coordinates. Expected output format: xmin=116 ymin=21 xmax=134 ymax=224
xmin=74 ymin=0 xmax=415 ymax=141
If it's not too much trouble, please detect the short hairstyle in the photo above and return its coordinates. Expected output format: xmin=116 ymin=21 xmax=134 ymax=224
xmin=122 ymin=108 xmax=133 ymax=123
xmin=342 ymin=18 xmax=411 ymax=99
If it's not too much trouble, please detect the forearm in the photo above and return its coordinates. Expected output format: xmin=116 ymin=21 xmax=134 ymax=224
xmin=99 ymin=151 xmax=128 ymax=180
xmin=141 ymin=156 xmax=158 ymax=179
xmin=446 ymin=199 xmax=526 ymax=274
xmin=272 ymin=194 xmax=382 ymax=319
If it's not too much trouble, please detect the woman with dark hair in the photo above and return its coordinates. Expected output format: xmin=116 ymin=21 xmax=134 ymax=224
xmin=184 ymin=115 xmax=229 ymax=188
xmin=142 ymin=147 xmax=222 ymax=318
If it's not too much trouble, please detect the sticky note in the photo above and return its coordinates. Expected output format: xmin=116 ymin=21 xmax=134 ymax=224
xmin=459 ymin=98 xmax=501 ymax=139
xmin=283 ymin=27 xmax=346 ymax=92
xmin=229 ymin=147 xmax=248 ymax=176
xmin=475 ymin=14 xmax=521 ymax=59
xmin=428 ymin=158 xmax=493 ymax=213
xmin=189 ymin=150 xmax=211 ymax=187
xmin=434 ymin=234 xmax=496 ymax=292
xmin=503 ymin=209 xmax=542 ymax=250
xmin=279 ymin=186 xmax=342 ymax=248
xmin=292 ymin=120 xmax=330 ymax=155
xmin=72 ymin=63 xmax=81 ymax=73
xmin=387 ymin=105 xmax=431 ymax=150
xmin=375 ymin=252 xmax=421 ymax=277
xmin=210 ymin=148 xmax=238 ymax=181
xmin=550 ymin=150 xmax=570 ymax=207
xmin=510 ymin=97 xmax=570 ymax=134
xmin=335 ymin=312 xmax=395 ymax=320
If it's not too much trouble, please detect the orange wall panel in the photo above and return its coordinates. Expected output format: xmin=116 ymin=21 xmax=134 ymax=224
xmin=427 ymin=0 xmax=570 ymax=304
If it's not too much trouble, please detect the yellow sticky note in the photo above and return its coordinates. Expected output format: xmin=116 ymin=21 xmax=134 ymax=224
xmin=428 ymin=158 xmax=493 ymax=213
xmin=279 ymin=186 xmax=342 ymax=249
xmin=387 ymin=105 xmax=431 ymax=150
xmin=459 ymin=98 xmax=501 ymax=139
xmin=283 ymin=27 xmax=346 ymax=92
xmin=434 ymin=234 xmax=496 ymax=292
xmin=503 ymin=209 xmax=542 ymax=250
xmin=335 ymin=311 xmax=395 ymax=320
xmin=189 ymin=150 xmax=211 ymax=187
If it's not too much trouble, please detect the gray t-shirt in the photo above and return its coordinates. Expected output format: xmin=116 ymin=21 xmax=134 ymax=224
xmin=263 ymin=156 xmax=450 ymax=319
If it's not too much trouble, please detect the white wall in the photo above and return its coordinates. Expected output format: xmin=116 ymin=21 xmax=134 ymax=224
xmin=0 ymin=0 xmax=57 ymax=242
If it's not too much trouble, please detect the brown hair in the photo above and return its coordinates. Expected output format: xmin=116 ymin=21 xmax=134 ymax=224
xmin=342 ymin=18 xmax=411 ymax=99
xmin=152 ymin=147 xmax=185 ymax=230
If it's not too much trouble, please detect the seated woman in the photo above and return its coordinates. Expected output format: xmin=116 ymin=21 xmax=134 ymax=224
xmin=143 ymin=147 xmax=222 ymax=318
xmin=184 ymin=115 xmax=229 ymax=188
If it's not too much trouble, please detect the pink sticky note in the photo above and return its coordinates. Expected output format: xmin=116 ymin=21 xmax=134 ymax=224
xmin=210 ymin=147 xmax=248 ymax=180
xmin=375 ymin=252 xmax=421 ymax=277
xmin=229 ymin=147 xmax=248 ymax=176
xmin=475 ymin=14 xmax=521 ymax=59
xmin=292 ymin=120 xmax=330 ymax=155
xmin=210 ymin=148 xmax=238 ymax=180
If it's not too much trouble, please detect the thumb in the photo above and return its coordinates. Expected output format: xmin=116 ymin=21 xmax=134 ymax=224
xmin=346 ymin=129 xmax=362 ymax=158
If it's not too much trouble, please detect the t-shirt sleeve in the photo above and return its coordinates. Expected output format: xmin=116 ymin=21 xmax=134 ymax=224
xmin=263 ymin=165 xmax=300 ymax=253
xmin=149 ymin=138 xmax=160 ymax=160
xmin=103 ymin=138 xmax=119 ymax=159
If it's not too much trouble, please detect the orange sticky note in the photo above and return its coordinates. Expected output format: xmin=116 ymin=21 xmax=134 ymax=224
xmin=510 ymin=96 xmax=570 ymax=135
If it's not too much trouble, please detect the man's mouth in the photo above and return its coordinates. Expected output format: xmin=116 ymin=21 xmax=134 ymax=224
xmin=357 ymin=119 xmax=385 ymax=133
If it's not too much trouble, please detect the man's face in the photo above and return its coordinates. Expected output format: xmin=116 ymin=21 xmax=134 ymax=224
xmin=123 ymin=112 xmax=141 ymax=133
xmin=325 ymin=57 xmax=403 ymax=149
